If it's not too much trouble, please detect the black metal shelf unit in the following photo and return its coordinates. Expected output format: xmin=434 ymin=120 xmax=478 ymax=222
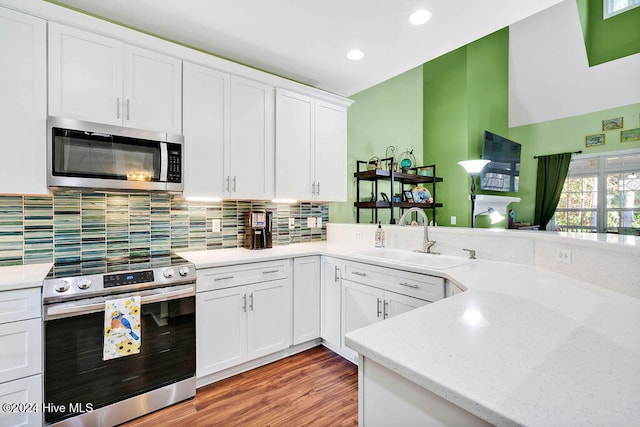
xmin=354 ymin=157 xmax=443 ymax=224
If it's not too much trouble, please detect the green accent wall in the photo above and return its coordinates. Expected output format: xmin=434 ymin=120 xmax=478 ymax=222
xmin=576 ymin=0 xmax=640 ymax=66
xmin=423 ymin=28 xmax=510 ymax=227
xmin=509 ymin=102 xmax=640 ymax=223
xmin=330 ymin=66 xmax=423 ymax=223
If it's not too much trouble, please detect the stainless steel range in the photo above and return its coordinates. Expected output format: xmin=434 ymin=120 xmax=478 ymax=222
xmin=42 ymin=254 xmax=197 ymax=426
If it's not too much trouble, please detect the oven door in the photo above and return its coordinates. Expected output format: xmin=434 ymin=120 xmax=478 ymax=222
xmin=43 ymin=285 xmax=195 ymax=425
xmin=47 ymin=116 xmax=171 ymax=191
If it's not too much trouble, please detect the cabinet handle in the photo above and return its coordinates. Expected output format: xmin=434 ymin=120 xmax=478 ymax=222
xmin=214 ymin=276 xmax=235 ymax=281
xmin=311 ymin=182 xmax=316 ymax=195
xmin=225 ymin=176 xmax=230 ymax=192
xmin=242 ymin=294 xmax=247 ymax=312
xmin=399 ymin=282 xmax=419 ymax=289
xmin=376 ymin=298 xmax=382 ymax=318
xmin=351 ymin=271 xmax=367 ymax=277
xmin=334 ymin=265 xmax=340 ymax=282
xmin=233 ymin=176 xmax=237 ymax=192
xmin=316 ymin=182 xmax=320 ymax=195
xmin=249 ymin=292 xmax=254 ymax=311
xmin=262 ymin=269 xmax=279 ymax=274
xmin=116 ymin=97 xmax=121 ymax=119
xmin=384 ymin=300 xmax=389 ymax=319
xmin=126 ymin=98 xmax=131 ymax=120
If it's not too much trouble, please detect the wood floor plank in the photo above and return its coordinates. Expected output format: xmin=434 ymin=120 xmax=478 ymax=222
xmin=121 ymin=346 xmax=358 ymax=426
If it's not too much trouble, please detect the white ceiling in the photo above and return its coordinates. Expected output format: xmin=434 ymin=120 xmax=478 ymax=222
xmin=53 ymin=0 xmax=566 ymax=97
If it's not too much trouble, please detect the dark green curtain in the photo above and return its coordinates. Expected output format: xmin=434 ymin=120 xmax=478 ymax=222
xmin=534 ymin=153 xmax=572 ymax=230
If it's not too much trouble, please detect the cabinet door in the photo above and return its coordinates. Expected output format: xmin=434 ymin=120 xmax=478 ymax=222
xmin=196 ymin=287 xmax=247 ymax=376
xmin=229 ymin=76 xmax=274 ymax=199
xmin=247 ymin=279 xmax=290 ymax=360
xmin=320 ymin=257 xmax=342 ymax=348
xmin=342 ymin=280 xmax=383 ymax=340
xmin=0 ymin=318 xmax=41 ymax=384
xmin=314 ymin=101 xmax=347 ymax=201
xmin=275 ymin=89 xmax=314 ymax=200
xmin=123 ymin=44 xmax=182 ymax=134
xmin=48 ymin=23 xmax=122 ymax=125
xmin=385 ymin=291 xmax=430 ymax=319
xmin=0 ymin=375 xmax=42 ymax=427
xmin=292 ymin=256 xmax=320 ymax=345
xmin=0 ymin=8 xmax=47 ymax=194
xmin=183 ymin=62 xmax=229 ymax=199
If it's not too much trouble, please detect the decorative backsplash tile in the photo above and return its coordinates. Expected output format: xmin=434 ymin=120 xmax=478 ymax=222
xmin=0 ymin=192 xmax=328 ymax=266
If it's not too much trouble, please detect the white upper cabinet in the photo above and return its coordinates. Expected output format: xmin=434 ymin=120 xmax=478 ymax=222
xmin=0 ymin=8 xmax=47 ymax=194
xmin=275 ymin=88 xmax=348 ymax=201
xmin=229 ymin=76 xmax=274 ymax=200
xmin=48 ymin=23 xmax=182 ymax=134
xmin=182 ymin=62 xmax=230 ymax=199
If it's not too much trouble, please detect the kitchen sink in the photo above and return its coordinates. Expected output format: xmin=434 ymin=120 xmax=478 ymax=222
xmin=354 ymin=249 xmax=473 ymax=270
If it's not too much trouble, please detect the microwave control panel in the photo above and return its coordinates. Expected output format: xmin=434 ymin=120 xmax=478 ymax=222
xmin=167 ymin=143 xmax=182 ymax=183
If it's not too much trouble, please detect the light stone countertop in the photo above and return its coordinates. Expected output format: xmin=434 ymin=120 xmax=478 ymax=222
xmin=0 ymin=262 xmax=52 ymax=291
xmin=180 ymin=239 xmax=640 ymax=426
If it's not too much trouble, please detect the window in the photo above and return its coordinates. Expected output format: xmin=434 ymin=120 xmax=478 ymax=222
xmin=604 ymin=0 xmax=640 ymax=19
xmin=553 ymin=150 xmax=640 ymax=234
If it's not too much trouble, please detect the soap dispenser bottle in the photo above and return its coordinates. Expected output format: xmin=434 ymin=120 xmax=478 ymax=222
xmin=374 ymin=222 xmax=385 ymax=248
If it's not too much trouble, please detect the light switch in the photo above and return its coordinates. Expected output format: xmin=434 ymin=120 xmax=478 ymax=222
xmin=211 ymin=219 xmax=221 ymax=233
xmin=306 ymin=217 xmax=316 ymax=228
xmin=316 ymin=217 xmax=322 ymax=228
xmin=288 ymin=218 xmax=295 ymax=229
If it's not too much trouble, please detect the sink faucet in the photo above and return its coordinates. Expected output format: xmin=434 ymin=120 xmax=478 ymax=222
xmin=398 ymin=207 xmax=437 ymax=254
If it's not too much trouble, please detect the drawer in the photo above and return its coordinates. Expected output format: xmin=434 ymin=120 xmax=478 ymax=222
xmin=0 ymin=318 xmax=42 ymax=384
xmin=0 ymin=374 xmax=42 ymax=427
xmin=197 ymin=259 xmax=291 ymax=292
xmin=344 ymin=262 xmax=444 ymax=302
xmin=0 ymin=288 xmax=41 ymax=324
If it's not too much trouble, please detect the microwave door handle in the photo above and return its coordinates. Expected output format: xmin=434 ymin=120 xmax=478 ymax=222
xmin=160 ymin=142 xmax=168 ymax=182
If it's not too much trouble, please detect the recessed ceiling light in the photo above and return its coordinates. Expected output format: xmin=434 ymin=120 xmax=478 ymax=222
xmin=409 ymin=9 xmax=432 ymax=25
xmin=346 ymin=49 xmax=364 ymax=60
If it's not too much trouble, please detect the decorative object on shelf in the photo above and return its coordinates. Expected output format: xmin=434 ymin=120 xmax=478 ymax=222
xmin=458 ymin=159 xmax=491 ymax=228
xmin=621 ymin=128 xmax=640 ymax=142
xmin=392 ymin=195 xmax=401 ymax=203
xmin=416 ymin=166 xmax=434 ymax=177
xmin=585 ymin=134 xmax=605 ymax=147
xmin=367 ymin=156 xmax=382 ymax=170
xmin=399 ymin=149 xmax=416 ymax=172
xmin=385 ymin=146 xmax=397 ymax=171
xmin=411 ymin=186 xmax=433 ymax=204
xmin=403 ymin=190 xmax=414 ymax=202
xmin=602 ymin=117 xmax=623 ymax=131
xmin=380 ymin=192 xmax=390 ymax=202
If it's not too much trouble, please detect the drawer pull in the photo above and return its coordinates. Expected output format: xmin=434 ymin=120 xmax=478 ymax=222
xmin=214 ymin=276 xmax=235 ymax=281
xmin=352 ymin=271 xmax=367 ymax=277
xmin=262 ymin=270 xmax=280 ymax=274
xmin=399 ymin=282 xmax=419 ymax=289
xmin=376 ymin=298 xmax=382 ymax=318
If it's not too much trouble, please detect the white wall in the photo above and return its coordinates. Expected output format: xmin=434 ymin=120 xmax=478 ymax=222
xmin=508 ymin=0 xmax=640 ymax=127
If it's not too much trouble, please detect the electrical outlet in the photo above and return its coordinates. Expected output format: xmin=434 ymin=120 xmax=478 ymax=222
xmin=451 ymin=216 xmax=457 ymax=225
xmin=211 ymin=219 xmax=221 ymax=233
xmin=288 ymin=217 xmax=295 ymax=230
xmin=556 ymin=249 xmax=572 ymax=264
xmin=316 ymin=217 xmax=322 ymax=228
xmin=306 ymin=217 xmax=316 ymax=228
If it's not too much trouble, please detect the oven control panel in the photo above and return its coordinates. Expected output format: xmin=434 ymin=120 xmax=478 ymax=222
xmin=104 ymin=270 xmax=154 ymax=288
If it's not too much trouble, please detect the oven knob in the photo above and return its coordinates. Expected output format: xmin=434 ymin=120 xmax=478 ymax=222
xmin=163 ymin=268 xmax=175 ymax=278
xmin=179 ymin=266 xmax=190 ymax=277
xmin=77 ymin=278 xmax=92 ymax=290
xmin=54 ymin=280 xmax=70 ymax=293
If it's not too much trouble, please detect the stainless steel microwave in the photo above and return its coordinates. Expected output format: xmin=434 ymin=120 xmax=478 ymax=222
xmin=47 ymin=117 xmax=183 ymax=192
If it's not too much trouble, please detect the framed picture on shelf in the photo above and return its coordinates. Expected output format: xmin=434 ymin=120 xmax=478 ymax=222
xmin=380 ymin=192 xmax=390 ymax=202
xmin=402 ymin=191 xmax=413 ymax=202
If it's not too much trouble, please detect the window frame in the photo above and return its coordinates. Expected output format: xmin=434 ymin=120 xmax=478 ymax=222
xmin=603 ymin=0 xmax=640 ymax=19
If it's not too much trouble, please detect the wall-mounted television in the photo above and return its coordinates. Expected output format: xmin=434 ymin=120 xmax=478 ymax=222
xmin=480 ymin=131 xmax=521 ymax=192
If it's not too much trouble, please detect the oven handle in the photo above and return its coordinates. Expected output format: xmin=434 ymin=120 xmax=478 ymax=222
xmin=45 ymin=284 xmax=195 ymax=320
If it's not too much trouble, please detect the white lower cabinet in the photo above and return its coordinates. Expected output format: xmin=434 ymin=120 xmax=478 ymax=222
xmin=196 ymin=261 xmax=292 ymax=378
xmin=0 ymin=375 xmax=42 ymax=427
xmin=292 ymin=257 xmax=321 ymax=345
xmin=320 ymin=257 xmax=344 ymax=350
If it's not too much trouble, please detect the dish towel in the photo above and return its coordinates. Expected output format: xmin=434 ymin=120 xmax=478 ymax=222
xmin=103 ymin=296 xmax=141 ymax=361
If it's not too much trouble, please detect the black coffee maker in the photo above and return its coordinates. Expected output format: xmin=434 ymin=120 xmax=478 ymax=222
xmin=243 ymin=210 xmax=273 ymax=249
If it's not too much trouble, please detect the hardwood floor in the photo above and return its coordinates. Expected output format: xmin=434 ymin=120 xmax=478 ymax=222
xmin=121 ymin=346 xmax=358 ymax=426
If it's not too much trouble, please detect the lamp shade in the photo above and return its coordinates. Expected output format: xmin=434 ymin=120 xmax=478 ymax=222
xmin=458 ymin=159 xmax=490 ymax=175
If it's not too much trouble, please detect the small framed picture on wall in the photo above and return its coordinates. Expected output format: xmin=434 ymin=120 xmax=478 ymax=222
xmin=585 ymin=134 xmax=605 ymax=147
